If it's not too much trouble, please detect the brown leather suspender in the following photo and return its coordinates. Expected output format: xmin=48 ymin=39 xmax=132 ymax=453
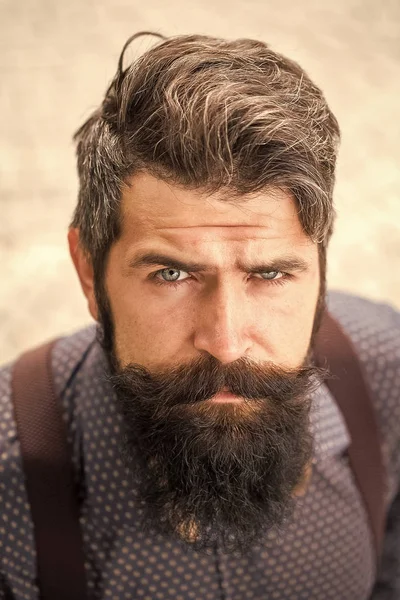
xmin=10 ymin=312 xmax=385 ymax=598
xmin=314 ymin=311 xmax=386 ymax=561
xmin=11 ymin=340 xmax=87 ymax=600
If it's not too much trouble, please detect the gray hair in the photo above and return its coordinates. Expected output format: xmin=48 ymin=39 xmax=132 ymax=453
xmin=71 ymin=32 xmax=340 ymax=277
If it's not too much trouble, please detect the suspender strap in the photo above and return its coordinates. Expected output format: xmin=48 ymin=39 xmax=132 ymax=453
xmin=11 ymin=340 xmax=87 ymax=600
xmin=314 ymin=311 xmax=386 ymax=563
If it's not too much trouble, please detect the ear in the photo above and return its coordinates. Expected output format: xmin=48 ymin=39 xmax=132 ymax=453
xmin=68 ymin=228 xmax=99 ymax=321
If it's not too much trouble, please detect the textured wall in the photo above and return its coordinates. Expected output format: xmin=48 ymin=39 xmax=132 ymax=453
xmin=1 ymin=0 xmax=399 ymax=363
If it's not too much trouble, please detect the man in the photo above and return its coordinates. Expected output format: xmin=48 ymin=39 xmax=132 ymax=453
xmin=1 ymin=32 xmax=399 ymax=600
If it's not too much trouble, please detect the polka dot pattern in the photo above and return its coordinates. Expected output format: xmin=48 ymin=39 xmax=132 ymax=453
xmin=1 ymin=291 xmax=400 ymax=599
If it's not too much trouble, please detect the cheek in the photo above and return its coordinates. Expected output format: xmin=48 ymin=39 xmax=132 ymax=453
xmin=252 ymin=271 xmax=319 ymax=368
xmin=277 ymin=306 xmax=316 ymax=366
xmin=277 ymin=276 xmax=320 ymax=366
xmin=108 ymin=278 xmax=194 ymax=367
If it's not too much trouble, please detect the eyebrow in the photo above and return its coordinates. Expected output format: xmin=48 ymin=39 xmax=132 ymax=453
xmin=127 ymin=252 xmax=310 ymax=274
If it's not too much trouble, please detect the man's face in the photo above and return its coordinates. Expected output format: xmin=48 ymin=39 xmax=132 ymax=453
xmin=106 ymin=173 xmax=320 ymax=371
xmin=75 ymin=172 xmax=323 ymax=554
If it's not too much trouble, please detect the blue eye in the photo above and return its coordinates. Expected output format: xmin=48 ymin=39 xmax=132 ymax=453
xmin=160 ymin=268 xmax=182 ymax=282
xmin=259 ymin=271 xmax=282 ymax=280
xmin=153 ymin=268 xmax=191 ymax=286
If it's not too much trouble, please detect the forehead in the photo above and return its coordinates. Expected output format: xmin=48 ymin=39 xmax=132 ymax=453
xmin=120 ymin=173 xmax=307 ymax=244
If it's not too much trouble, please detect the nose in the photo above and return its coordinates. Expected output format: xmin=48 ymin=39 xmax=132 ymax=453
xmin=193 ymin=279 xmax=252 ymax=364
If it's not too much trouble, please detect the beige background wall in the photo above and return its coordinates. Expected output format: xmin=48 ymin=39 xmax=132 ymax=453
xmin=1 ymin=0 xmax=399 ymax=364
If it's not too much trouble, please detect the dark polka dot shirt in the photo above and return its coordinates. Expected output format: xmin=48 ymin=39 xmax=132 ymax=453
xmin=1 ymin=292 xmax=400 ymax=599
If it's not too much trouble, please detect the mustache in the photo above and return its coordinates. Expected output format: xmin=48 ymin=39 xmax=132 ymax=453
xmin=109 ymin=354 xmax=326 ymax=407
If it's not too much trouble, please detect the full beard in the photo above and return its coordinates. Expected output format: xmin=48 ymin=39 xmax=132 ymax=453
xmin=107 ymin=352 xmax=325 ymax=555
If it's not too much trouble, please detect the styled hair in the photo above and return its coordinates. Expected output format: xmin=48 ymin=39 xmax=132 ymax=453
xmin=72 ymin=32 xmax=340 ymax=279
